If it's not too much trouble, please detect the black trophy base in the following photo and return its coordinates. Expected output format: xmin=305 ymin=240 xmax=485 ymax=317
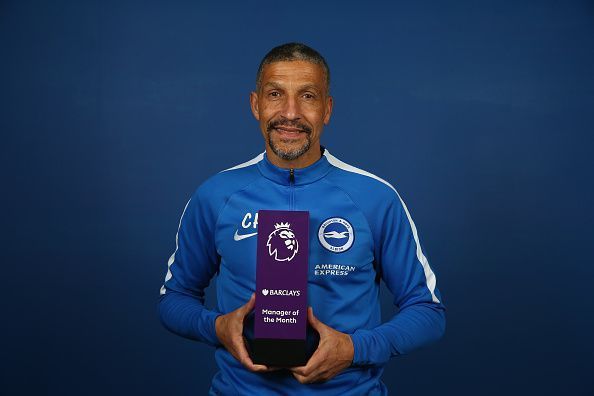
xmin=249 ymin=338 xmax=308 ymax=367
xmin=242 ymin=311 xmax=320 ymax=367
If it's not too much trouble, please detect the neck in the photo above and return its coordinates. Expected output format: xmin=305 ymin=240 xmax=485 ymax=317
xmin=266 ymin=144 xmax=322 ymax=169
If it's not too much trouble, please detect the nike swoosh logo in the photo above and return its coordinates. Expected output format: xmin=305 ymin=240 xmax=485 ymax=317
xmin=234 ymin=230 xmax=258 ymax=241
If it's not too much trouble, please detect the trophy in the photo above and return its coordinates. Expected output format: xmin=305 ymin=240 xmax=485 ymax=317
xmin=244 ymin=209 xmax=317 ymax=367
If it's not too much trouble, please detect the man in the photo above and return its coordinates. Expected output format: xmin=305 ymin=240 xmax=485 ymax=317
xmin=159 ymin=42 xmax=445 ymax=395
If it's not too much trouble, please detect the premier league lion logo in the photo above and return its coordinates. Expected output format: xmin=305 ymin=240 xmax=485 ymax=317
xmin=267 ymin=222 xmax=299 ymax=262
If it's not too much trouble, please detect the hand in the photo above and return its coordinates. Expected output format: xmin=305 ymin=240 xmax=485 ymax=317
xmin=290 ymin=307 xmax=354 ymax=384
xmin=215 ymin=293 xmax=272 ymax=373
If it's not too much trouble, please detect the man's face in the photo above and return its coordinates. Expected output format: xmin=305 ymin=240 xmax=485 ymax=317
xmin=250 ymin=60 xmax=333 ymax=162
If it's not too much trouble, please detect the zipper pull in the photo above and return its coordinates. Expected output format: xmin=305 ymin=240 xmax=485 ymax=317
xmin=289 ymin=168 xmax=295 ymax=184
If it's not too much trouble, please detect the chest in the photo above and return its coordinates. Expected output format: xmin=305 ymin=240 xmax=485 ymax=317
xmin=214 ymin=184 xmax=376 ymax=284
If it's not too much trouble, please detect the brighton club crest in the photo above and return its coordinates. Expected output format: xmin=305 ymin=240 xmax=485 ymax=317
xmin=318 ymin=217 xmax=354 ymax=253
xmin=267 ymin=222 xmax=299 ymax=262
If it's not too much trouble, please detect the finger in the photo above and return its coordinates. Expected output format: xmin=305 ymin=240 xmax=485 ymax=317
xmin=243 ymin=359 xmax=269 ymax=372
xmin=289 ymin=347 xmax=324 ymax=376
xmin=242 ymin=357 xmax=269 ymax=372
xmin=233 ymin=337 xmax=269 ymax=372
xmin=292 ymin=369 xmax=325 ymax=385
xmin=292 ymin=371 xmax=309 ymax=384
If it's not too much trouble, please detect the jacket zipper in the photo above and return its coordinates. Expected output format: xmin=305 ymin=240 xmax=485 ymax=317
xmin=289 ymin=168 xmax=295 ymax=210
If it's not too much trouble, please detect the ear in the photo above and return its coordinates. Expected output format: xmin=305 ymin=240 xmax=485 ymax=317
xmin=250 ymin=91 xmax=260 ymax=121
xmin=323 ymin=95 xmax=333 ymax=125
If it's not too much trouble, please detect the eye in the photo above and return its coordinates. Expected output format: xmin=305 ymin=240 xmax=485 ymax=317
xmin=302 ymin=93 xmax=315 ymax=99
xmin=268 ymin=91 xmax=280 ymax=98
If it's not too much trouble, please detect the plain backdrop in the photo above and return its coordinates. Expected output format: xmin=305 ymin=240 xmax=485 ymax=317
xmin=1 ymin=0 xmax=593 ymax=395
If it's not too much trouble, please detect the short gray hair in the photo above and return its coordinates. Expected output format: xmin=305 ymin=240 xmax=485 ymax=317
xmin=256 ymin=42 xmax=330 ymax=94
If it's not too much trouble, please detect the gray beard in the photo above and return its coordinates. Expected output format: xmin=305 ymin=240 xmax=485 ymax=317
xmin=268 ymin=131 xmax=311 ymax=161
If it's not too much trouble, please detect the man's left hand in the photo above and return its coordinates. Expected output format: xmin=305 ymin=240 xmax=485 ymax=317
xmin=290 ymin=307 xmax=354 ymax=384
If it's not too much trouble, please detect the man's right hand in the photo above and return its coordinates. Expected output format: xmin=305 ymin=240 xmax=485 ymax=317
xmin=215 ymin=293 xmax=272 ymax=373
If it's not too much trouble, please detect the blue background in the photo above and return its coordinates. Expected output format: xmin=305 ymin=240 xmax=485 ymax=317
xmin=2 ymin=0 xmax=593 ymax=395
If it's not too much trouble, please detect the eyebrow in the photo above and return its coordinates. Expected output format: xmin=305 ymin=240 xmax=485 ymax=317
xmin=262 ymin=81 xmax=321 ymax=93
xmin=262 ymin=82 xmax=283 ymax=90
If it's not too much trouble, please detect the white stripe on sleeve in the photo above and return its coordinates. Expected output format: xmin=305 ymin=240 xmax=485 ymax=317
xmin=323 ymin=149 xmax=440 ymax=303
xmin=160 ymin=198 xmax=192 ymax=295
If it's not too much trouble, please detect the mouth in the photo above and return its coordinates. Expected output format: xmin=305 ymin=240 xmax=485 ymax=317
xmin=273 ymin=126 xmax=306 ymax=139
xmin=267 ymin=119 xmax=312 ymax=136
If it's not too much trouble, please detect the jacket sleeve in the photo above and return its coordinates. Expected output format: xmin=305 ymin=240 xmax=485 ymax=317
xmin=157 ymin=186 xmax=222 ymax=347
xmin=350 ymin=192 xmax=446 ymax=366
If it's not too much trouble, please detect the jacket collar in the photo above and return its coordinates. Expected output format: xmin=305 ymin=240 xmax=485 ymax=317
xmin=257 ymin=145 xmax=333 ymax=186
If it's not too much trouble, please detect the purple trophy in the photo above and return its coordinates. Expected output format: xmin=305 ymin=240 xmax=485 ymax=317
xmin=251 ymin=209 xmax=309 ymax=366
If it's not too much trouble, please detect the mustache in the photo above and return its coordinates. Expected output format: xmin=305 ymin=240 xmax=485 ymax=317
xmin=267 ymin=119 xmax=312 ymax=134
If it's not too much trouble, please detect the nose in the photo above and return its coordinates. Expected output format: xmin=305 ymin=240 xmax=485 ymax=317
xmin=280 ymin=94 xmax=300 ymax=120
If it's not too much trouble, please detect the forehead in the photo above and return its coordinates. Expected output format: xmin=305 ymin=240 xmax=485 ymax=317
xmin=260 ymin=60 xmax=326 ymax=89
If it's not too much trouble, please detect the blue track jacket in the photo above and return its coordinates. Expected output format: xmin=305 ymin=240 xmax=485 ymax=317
xmin=158 ymin=146 xmax=445 ymax=395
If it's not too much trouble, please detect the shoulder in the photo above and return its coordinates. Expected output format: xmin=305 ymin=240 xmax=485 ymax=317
xmin=323 ymin=150 xmax=402 ymax=206
xmin=191 ymin=151 xmax=265 ymax=206
xmin=323 ymin=149 xmax=421 ymax=246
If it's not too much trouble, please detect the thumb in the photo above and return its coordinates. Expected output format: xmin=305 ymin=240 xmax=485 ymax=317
xmin=307 ymin=306 xmax=327 ymax=334
xmin=241 ymin=293 xmax=256 ymax=316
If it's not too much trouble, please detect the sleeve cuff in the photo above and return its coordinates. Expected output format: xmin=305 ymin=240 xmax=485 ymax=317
xmin=200 ymin=309 xmax=223 ymax=347
xmin=350 ymin=329 xmax=372 ymax=366
xmin=350 ymin=328 xmax=390 ymax=366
